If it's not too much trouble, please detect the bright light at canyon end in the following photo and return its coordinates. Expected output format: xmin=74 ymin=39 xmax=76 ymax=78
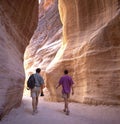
xmin=39 ymin=0 xmax=41 ymax=4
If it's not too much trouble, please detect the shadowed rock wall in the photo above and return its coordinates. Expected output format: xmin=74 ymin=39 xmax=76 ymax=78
xmin=0 ymin=0 xmax=38 ymax=119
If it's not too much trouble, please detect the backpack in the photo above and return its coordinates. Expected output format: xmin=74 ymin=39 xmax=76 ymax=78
xmin=27 ymin=74 xmax=35 ymax=89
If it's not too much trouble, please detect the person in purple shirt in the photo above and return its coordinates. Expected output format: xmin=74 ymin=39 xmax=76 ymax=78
xmin=56 ymin=69 xmax=74 ymax=115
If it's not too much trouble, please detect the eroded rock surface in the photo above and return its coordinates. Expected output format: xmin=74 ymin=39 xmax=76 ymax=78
xmin=25 ymin=0 xmax=120 ymax=105
xmin=0 ymin=0 xmax=38 ymax=119
xmin=24 ymin=0 xmax=62 ymax=80
xmin=46 ymin=0 xmax=120 ymax=105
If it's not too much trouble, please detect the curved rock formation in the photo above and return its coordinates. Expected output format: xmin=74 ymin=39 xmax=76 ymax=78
xmin=46 ymin=0 xmax=120 ymax=105
xmin=0 ymin=0 xmax=38 ymax=119
xmin=24 ymin=0 xmax=120 ymax=105
xmin=24 ymin=0 xmax=62 ymax=80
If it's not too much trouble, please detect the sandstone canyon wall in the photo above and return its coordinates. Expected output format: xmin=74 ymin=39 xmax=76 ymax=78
xmin=24 ymin=0 xmax=62 ymax=86
xmin=24 ymin=0 xmax=120 ymax=105
xmin=46 ymin=0 xmax=120 ymax=105
xmin=0 ymin=0 xmax=38 ymax=119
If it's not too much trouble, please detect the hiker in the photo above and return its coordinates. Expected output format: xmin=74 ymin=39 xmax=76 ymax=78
xmin=30 ymin=68 xmax=44 ymax=115
xmin=56 ymin=69 xmax=74 ymax=115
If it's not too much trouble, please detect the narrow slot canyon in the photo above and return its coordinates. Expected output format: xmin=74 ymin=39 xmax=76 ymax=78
xmin=0 ymin=0 xmax=120 ymax=123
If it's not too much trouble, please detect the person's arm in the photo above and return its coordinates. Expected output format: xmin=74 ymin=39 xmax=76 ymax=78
xmin=71 ymin=84 xmax=74 ymax=95
xmin=71 ymin=78 xmax=74 ymax=95
xmin=39 ymin=76 xmax=44 ymax=87
xmin=39 ymin=76 xmax=45 ymax=92
xmin=41 ymin=83 xmax=45 ymax=90
xmin=56 ymin=83 xmax=61 ymax=89
xmin=40 ymin=79 xmax=45 ymax=96
xmin=56 ymin=77 xmax=62 ymax=89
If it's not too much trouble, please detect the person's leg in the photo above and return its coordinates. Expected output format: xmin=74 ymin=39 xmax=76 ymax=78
xmin=31 ymin=87 xmax=38 ymax=115
xmin=64 ymin=98 xmax=69 ymax=109
xmin=35 ymin=87 xmax=40 ymax=112
xmin=64 ymin=94 xmax=70 ymax=115
xmin=35 ymin=97 xmax=38 ymax=112
xmin=32 ymin=97 xmax=37 ymax=115
xmin=62 ymin=94 xmax=68 ymax=111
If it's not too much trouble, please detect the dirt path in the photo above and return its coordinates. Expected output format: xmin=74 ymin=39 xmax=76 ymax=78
xmin=1 ymin=96 xmax=120 ymax=124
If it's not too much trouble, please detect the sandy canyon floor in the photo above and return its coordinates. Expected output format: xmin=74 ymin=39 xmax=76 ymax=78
xmin=1 ymin=95 xmax=120 ymax=124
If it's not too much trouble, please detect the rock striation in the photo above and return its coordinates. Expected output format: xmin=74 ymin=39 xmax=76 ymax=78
xmin=25 ymin=0 xmax=120 ymax=105
xmin=24 ymin=0 xmax=62 ymax=80
xmin=46 ymin=0 xmax=120 ymax=105
xmin=0 ymin=0 xmax=38 ymax=119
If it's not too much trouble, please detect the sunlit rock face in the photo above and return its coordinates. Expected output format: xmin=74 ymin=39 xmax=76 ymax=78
xmin=0 ymin=0 xmax=38 ymax=119
xmin=24 ymin=0 xmax=62 ymax=79
xmin=46 ymin=0 xmax=120 ymax=105
xmin=24 ymin=0 xmax=120 ymax=105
